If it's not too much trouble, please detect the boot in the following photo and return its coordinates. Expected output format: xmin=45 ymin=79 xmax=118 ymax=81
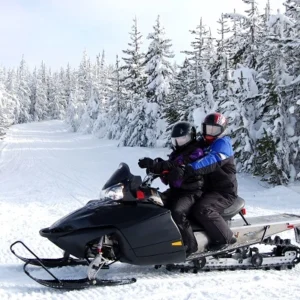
xmin=185 ymin=243 xmax=198 ymax=258
xmin=207 ymin=236 xmax=237 ymax=252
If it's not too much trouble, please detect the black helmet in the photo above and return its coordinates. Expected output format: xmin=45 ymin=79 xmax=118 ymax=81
xmin=171 ymin=121 xmax=196 ymax=149
xmin=202 ymin=112 xmax=227 ymax=143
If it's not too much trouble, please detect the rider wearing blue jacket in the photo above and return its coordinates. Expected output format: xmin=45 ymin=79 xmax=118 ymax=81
xmin=185 ymin=112 xmax=238 ymax=251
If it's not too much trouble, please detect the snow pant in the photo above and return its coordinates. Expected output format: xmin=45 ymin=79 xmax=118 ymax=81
xmin=162 ymin=189 xmax=203 ymax=251
xmin=192 ymin=192 xmax=236 ymax=245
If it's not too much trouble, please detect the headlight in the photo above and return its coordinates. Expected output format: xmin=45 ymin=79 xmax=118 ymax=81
xmin=100 ymin=183 xmax=124 ymax=200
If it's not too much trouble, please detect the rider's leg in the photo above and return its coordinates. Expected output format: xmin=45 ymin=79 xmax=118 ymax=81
xmin=192 ymin=192 xmax=236 ymax=250
xmin=169 ymin=192 xmax=199 ymax=256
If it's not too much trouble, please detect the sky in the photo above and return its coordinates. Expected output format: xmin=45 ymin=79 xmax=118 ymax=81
xmin=1 ymin=120 xmax=300 ymax=299
xmin=0 ymin=0 xmax=285 ymax=71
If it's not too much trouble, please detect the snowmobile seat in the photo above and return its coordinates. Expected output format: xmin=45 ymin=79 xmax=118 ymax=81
xmin=190 ymin=196 xmax=245 ymax=231
xmin=222 ymin=196 xmax=245 ymax=220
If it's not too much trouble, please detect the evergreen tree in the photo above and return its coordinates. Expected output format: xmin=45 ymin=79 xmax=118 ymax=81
xmin=34 ymin=62 xmax=48 ymax=121
xmin=253 ymin=6 xmax=295 ymax=184
xmin=0 ymin=81 xmax=16 ymax=131
xmin=121 ymin=17 xmax=146 ymax=103
xmin=16 ymin=57 xmax=32 ymax=123
xmin=106 ymin=55 xmax=128 ymax=140
xmin=121 ymin=15 xmax=174 ymax=147
xmin=48 ymin=72 xmax=66 ymax=120
xmin=118 ymin=98 xmax=150 ymax=147
xmin=144 ymin=15 xmax=174 ymax=104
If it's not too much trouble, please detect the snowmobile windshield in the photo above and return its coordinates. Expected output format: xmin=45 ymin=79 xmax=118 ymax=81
xmin=102 ymin=163 xmax=132 ymax=190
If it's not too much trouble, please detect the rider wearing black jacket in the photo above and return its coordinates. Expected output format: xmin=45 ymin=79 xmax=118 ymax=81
xmin=185 ymin=113 xmax=238 ymax=251
xmin=138 ymin=122 xmax=204 ymax=257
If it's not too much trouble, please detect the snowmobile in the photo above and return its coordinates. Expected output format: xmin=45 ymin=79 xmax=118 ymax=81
xmin=10 ymin=162 xmax=300 ymax=290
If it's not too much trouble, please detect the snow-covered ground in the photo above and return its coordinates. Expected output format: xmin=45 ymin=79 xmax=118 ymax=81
xmin=1 ymin=120 xmax=300 ymax=300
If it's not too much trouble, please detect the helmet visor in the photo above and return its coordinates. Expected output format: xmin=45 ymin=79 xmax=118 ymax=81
xmin=171 ymin=134 xmax=191 ymax=147
xmin=204 ymin=125 xmax=223 ymax=137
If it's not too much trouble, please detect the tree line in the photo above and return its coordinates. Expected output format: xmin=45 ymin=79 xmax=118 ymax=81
xmin=1 ymin=0 xmax=300 ymax=185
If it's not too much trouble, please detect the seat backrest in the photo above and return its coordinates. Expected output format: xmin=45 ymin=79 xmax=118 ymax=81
xmin=221 ymin=196 xmax=245 ymax=220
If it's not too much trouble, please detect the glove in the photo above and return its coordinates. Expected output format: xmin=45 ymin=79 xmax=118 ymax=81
xmin=168 ymin=166 xmax=185 ymax=188
xmin=189 ymin=148 xmax=204 ymax=161
xmin=138 ymin=157 xmax=154 ymax=169
xmin=154 ymin=157 xmax=164 ymax=163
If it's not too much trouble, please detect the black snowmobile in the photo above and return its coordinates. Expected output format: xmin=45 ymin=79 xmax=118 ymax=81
xmin=11 ymin=163 xmax=300 ymax=290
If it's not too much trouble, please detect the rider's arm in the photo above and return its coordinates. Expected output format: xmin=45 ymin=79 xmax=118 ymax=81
xmin=187 ymin=137 xmax=234 ymax=175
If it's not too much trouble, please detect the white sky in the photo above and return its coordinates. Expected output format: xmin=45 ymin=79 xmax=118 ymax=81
xmin=0 ymin=0 xmax=285 ymax=70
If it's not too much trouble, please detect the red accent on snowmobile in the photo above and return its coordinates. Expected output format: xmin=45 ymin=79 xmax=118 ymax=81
xmin=136 ymin=190 xmax=145 ymax=199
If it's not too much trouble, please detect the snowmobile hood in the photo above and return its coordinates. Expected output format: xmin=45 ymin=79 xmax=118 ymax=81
xmin=102 ymin=163 xmax=133 ymax=190
xmin=47 ymin=200 xmax=117 ymax=233
xmin=41 ymin=199 xmax=168 ymax=238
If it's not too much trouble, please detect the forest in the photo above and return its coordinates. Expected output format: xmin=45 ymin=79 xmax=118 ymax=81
xmin=1 ymin=0 xmax=300 ymax=185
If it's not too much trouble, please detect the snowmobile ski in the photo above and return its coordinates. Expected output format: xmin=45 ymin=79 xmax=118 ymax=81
xmin=10 ymin=241 xmax=90 ymax=268
xmin=23 ymin=261 xmax=136 ymax=290
xmin=13 ymin=240 xmax=135 ymax=290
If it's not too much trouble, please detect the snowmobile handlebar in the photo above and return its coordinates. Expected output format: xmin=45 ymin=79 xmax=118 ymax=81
xmin=141 ymin=172 xmax=160 ymax=187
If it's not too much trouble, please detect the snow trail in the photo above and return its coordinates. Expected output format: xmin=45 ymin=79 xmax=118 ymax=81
xmin=1 ymin=121 xmax=300 ymax=300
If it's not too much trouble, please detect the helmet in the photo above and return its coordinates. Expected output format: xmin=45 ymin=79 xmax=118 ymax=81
xmin=171 ymin=121 xmax=196 ymax=149
xmin=202 ymin=112 xmax=227 ymax=143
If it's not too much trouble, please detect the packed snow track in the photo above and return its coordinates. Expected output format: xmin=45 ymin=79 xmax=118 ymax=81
xmin=1 ymin=121 xmax=300 ymax=299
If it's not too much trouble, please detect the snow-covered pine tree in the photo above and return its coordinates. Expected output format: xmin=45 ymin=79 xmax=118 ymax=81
xmin=4 ymin=68 xmax=20 ymax=124
xmin=251 ymin=3 xmax=299 ymax=184
xmin=106 ymin=55 xmax=128 ymax=140
xmin=181 ymin=18 xmax=215 ymax=123
xmin=283 ymin=1 xmax=300 ymax=74
xmin=124 ymin=15 xmax=174 ymax=147
xmin=211 ymin=14 xmax=231 ymax=92
xmin=222 ymin=70 xmax=256 ymax=172
xmin=266 ymin=1 xmax=300 ymax=182
xmin=118 ymin=98 xmax=150 ymax=147
xmin=66 ymin=91 xmax=80 ymax=131
xmin=164 ymin=59 xmax=188 ymax=126
xmin=98 ymin=50 xmax=110 ymax=114
xmin=0 ymin=80 xmax=16 ymax=133
xmin=34 ymin=62 xmax=48 ymax=121
xmin=76 ymin=50 xmax=92 ymax=123
xmin=253 ymin=73 xmax=290 ymax=184
xmin=64 ymin=63 xmax=76 ymax=106
xmin=225 ymin=0 xmax=262 ymax=69
xmin=144 ymin=15 xmax=174 ymax=104
xmin=48 ymin=72 xmax=67 ymax=120
xmin=121 ymin=16 xmax=146 ymax=105
xmin=92 ymin=54 xmax=116 ymax=138
xmin=16 ymin=57 xmax=32 ymax=123
xmin=79 ymin=86 xmax=100 ymax=134
xmin=29 ymin=67 xmax=37 ymax=119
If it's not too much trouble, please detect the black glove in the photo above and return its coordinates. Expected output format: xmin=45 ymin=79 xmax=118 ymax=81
xmin=154 ymin=157 xmax=164 ymax=163
xmin=138 ymin=157 xmax=154 ymax=169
